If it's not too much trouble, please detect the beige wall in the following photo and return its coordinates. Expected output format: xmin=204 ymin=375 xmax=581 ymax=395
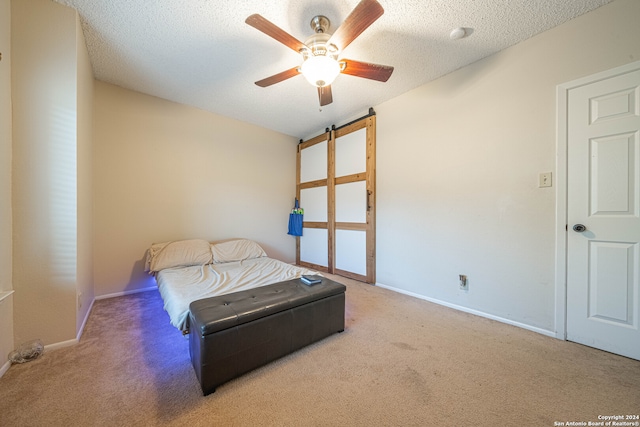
xmin=375 ymin=0 xmax=640 ymax=333
xmin=11 ymin=0 xmax=93 ymax=346
xmin=76 ymin=14 xmax=94 ymax=331
xmin=93 ymin=82 xmax=298 ymax=297
xmin=0 ymin=0 xmax=14 ymax=367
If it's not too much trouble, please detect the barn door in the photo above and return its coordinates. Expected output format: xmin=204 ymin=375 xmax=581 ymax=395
xmin=333 ymin=117 xmax=376 ymax=283
xmin=297 ymin=132 xmax=330 ymax=270
xmin=297 ymin=114 xmax=376 ymax=283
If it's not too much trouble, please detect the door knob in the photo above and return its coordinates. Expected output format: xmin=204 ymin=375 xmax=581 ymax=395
xmin=572 ymin=224 xmax=587 ymax=233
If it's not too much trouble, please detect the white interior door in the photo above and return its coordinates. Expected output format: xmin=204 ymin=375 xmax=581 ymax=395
xmin=566 ymin=64 xmax=640 ymax=360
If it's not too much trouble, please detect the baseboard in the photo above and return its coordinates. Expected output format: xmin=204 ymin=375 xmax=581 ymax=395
xmin=375 ymin=282 xmax=557 ymax=339
xmin=76 ymin=297 xmax=95 ymax=341
xmin=0 ymin=359 xmax=10 ymax=378
xmin=95 ymin=286 xmax=157 ymax=301
xmin=44 ymin=338 xmax=78 ymax=352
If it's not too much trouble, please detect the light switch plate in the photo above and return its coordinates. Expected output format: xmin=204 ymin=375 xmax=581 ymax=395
xmin=539 ymin=172 xmax=552 ymax=188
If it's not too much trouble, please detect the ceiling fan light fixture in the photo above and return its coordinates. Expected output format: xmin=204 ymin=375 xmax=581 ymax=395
xmin=246 ymin=0 xmax=393 ymax=106
xmin=300 ymin=55 xmax=341 ymax=87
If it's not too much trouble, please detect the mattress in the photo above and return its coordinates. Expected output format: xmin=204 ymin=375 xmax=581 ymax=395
xmin=156 ymin=257 xmax=318 ymax=332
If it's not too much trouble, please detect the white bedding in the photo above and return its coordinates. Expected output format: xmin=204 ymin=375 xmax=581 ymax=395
xmin=156 ymin=257 xmax=318 ymax=332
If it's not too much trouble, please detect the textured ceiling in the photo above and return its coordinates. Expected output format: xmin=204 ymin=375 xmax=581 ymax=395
xmin=55 ymin=0 xmax=612 ymax=139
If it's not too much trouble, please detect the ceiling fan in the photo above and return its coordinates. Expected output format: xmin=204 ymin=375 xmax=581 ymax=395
xmin=245 ymin=0 xmax=394 ymax=107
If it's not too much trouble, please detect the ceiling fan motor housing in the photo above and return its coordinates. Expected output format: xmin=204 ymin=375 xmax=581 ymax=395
xmin=302 ymin=33 xmax=338 ymax=60
xmin=310 ymin=15 xmax=330 ymax=34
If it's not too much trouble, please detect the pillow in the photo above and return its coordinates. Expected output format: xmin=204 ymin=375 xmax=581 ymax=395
xmin=210 ymin=239 xmax=267 ymax=264
xmin=146 ymin=239 xmax=213 ymax=272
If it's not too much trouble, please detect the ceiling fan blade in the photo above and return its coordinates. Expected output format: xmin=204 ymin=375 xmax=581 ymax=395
xmin=328 ymin=0 xmax=384 ymax=52
xmin=255 ymin=66 xmax=300 ymax=87
xmin=318 ymin=85 xmax=333 ymax=106
xmin=245 ymin=14 xmax=306 ymax=53
xmin=340 ymin=59 xmax=394 ymax=82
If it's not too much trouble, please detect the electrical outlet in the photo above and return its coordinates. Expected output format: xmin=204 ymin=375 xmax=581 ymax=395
xmin=459 ymin=275 xmax=468 ymax=291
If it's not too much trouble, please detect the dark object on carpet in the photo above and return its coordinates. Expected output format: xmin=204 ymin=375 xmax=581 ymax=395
xmin=188 ymin=277 xmax=346 ymax=395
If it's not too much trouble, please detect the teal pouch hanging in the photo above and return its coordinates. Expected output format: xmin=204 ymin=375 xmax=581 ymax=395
xmin=287 ymin=198 xmax=303 ymax=236
xmin=287 ymin=212 xmax=303 ymax=236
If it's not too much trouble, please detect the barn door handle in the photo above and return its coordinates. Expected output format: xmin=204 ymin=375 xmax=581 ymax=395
xmin=572 ymin=224 xmax=587 ymax=233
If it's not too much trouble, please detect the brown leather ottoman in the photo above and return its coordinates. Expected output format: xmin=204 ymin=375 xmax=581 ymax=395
xmin=189 ymin=276 xmax=346 ymax=395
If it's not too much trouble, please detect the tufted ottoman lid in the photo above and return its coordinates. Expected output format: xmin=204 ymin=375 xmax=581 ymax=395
xmin=189 ymin=277 xmax=346 ymax=336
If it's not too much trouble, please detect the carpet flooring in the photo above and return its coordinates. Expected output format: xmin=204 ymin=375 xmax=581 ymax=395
xmin=1 ymin=274 xmax=639 ymax=426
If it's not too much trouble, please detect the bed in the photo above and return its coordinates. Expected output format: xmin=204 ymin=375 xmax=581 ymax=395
xmin=146 ymin=238 xmax=346 ymax=394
